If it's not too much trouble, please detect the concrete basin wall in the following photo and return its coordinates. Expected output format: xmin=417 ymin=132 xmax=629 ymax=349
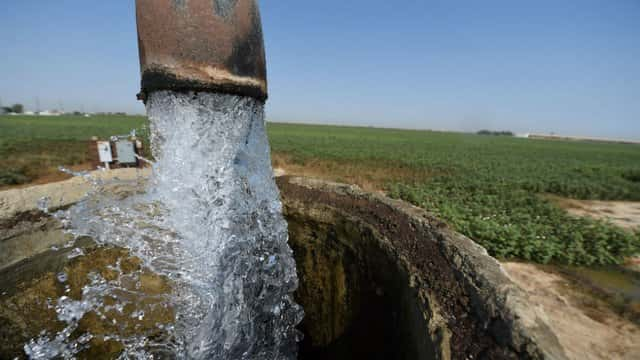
xmin=278 ymin=177 xmax=567 ymax=360
xmin=0 ymin=175 xmax=567 ymax=359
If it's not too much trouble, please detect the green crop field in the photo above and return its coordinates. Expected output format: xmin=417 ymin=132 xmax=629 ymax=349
xmin=2 ymin=115 xmax=640 ymax=266
xmin=0 ymin=115 xmax=148 ymax=186
xmin=0 ymin=114 xmax=148 ymax=141
xmin=268 ymin=123 xmax=640 ymax=266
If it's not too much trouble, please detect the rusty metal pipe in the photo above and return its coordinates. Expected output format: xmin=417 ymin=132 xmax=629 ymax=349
xmin=136 ymin=0 xmax=268 ymax=102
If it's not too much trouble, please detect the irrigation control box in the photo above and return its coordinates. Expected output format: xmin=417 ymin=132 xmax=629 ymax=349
xmin=97 ymin=141 xmax=113 ymax=163
xmin=115 ymin=140 xmax=137 ymax=164
xmin=90 ymin=137 xmax=144 ymax=169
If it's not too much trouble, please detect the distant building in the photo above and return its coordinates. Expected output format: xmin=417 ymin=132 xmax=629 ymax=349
xmin=38 ymin=110 xmax=62 ymax=116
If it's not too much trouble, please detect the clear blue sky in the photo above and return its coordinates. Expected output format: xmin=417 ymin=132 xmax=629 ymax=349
xmin=1 ymin=0 xmax=638 ymax=139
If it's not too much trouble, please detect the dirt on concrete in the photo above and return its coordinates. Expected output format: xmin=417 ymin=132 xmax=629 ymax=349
xmin=503 ymin=262 xmax=640 ymax=360
xmin=279 ymin=176 xmax=567 ymax=359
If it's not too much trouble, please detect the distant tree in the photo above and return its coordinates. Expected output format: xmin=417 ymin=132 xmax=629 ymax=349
xmin=477 ymin=129 xmax=514 ymax=137
xmin=1 ymin=107 xmax=11 ymax=114
xmin=11 ymin=104 xmax=24 ymax=114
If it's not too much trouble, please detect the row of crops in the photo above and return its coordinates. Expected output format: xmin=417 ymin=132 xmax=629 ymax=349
xmin=267 ymin=123 xmax=640 ymax=266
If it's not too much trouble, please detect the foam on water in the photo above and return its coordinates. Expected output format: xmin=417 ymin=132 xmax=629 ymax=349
xmin=25 ymin=91 xmax=303 ymax=359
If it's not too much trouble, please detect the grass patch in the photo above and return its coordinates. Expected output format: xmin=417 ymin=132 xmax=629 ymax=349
xmin=0 ymin=169 xmax=29 ymax=186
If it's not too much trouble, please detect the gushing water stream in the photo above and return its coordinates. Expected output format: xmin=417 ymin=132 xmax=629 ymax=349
xmin=25 ymin=92 xmax=303 ymax=359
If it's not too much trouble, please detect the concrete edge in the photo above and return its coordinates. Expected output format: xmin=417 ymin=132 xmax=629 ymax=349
xmin=0 ymin=168 xmax=151 ymax=223
xmin=287 ymin=176 xmax=568 ymax=359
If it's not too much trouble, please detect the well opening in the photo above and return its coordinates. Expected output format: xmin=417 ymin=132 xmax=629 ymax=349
xmin=278 ymin=177 xmax=568 ymax=360
xmin=287 ymin=205 xmax=437 ymax=360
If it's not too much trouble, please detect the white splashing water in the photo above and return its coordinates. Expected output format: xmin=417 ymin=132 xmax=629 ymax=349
xmin=25 ymin=91 xmax=303 ymax=359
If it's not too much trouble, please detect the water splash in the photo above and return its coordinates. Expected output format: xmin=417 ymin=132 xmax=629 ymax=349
xmin=146 ymin=91 xmax=303 ymax=359
xmin=26 ymin=92 xmax=303 ymax=359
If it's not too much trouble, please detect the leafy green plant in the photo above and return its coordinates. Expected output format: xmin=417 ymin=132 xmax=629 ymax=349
xmin=622 ymin=170 xmax=640 ymax=183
